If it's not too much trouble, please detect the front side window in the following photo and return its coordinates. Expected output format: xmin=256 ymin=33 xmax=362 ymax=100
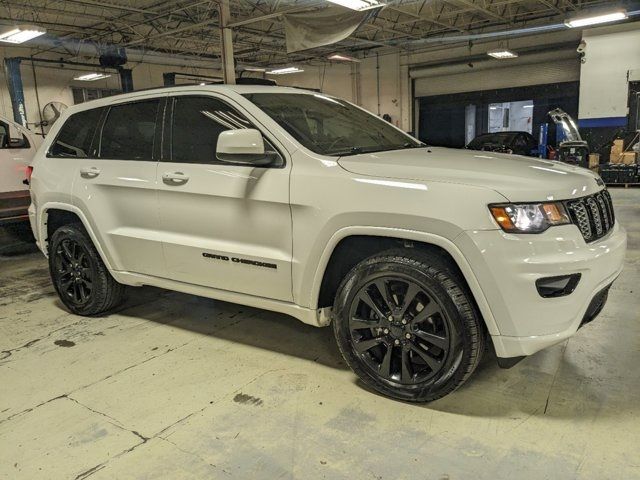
xmin=170 ymin=96 xmax=252 ymax=164
xmin=244 ymin=93 xmax=421 ymax=156
xmin=100 ymin=100 xmax=159 ymax=160
xmin=49 ymin=108 xmax=104 ymax=158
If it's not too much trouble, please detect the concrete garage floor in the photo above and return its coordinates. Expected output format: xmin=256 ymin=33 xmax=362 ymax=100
xmin=0 ymin=190 xmax=638 ymax=480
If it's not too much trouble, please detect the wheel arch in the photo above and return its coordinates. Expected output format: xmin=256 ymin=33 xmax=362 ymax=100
xmin=39 ymin=203 xmax=114 ymax=271
xmin=310 ymin=227 xmax=500 ymax=336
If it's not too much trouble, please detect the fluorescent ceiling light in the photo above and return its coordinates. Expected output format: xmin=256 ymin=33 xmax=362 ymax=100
xmin=565 ymin=10 xmax=627 ymax=28
xmin=267 ymin=67 xmax=304 ymax=75
xmin=243 ymin=66 xmax=267 ymax=72
xmin=326 ymin=0 xmax=383 ymax=11
xmin=523 ymin=105 xmax=534 ymax=108
xmin=74 ymin=73 xmax=111 ymax=81
xmin=0 ymin=25 xmax=46 ymax=44
xmin=487 ymin=49 xmax=518 ymax=59
xmin=328 ymin=53 xmax=361 ymax=62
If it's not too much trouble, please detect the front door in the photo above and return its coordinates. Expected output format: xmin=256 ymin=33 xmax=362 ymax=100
xmin=156 ymin=93 xmax=293 ymax=302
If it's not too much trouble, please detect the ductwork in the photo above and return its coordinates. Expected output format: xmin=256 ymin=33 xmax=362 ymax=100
xmin=0 ymin=32 xmax=224 ymax=71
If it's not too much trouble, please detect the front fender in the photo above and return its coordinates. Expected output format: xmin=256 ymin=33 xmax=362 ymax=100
xmin=305 ymin=226 xmax=500 ymax=336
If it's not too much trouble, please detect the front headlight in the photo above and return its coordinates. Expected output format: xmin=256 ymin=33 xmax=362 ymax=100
xmin=489 ymin=202 xmax=570 ymax=233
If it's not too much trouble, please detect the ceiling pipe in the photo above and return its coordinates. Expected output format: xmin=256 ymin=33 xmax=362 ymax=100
xmin=395 ymin=9 xmax=640 ymax=47
xmin=0 ymin=33 xmax=225 ymax=71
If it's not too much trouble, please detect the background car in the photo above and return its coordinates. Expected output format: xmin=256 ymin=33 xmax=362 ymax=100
xmin=0 ymin=115 xmax=41 ymax=225
xmin=466 ymin=131 xmax=538 ymax=156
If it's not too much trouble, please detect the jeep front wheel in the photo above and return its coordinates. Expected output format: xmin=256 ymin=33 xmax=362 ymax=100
xmin=332 ymin=249 xmax=485 ymax=402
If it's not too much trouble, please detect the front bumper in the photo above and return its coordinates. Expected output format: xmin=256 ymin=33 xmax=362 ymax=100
xmin=455 ymin=221 xmax=626 ymax=358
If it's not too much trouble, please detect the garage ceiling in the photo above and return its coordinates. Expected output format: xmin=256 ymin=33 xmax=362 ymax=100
xmin=0 ymin=0 xmax=638 ymax=67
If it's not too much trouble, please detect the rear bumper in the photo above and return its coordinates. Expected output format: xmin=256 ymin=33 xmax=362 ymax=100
xmin=456 ymin=222 xmax=626 ymax=358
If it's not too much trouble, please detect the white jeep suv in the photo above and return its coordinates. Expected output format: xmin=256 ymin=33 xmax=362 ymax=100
xmin=28 ymin=85 xmax=627 ymax=402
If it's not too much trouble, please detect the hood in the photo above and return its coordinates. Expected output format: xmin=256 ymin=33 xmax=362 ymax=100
xmin=337 ymin=147 xmax=603 ymax=202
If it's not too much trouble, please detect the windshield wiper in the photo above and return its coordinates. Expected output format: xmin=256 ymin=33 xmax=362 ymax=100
xmin=329 ymin=143 xmax=426 ymax=157
xmin=328 ymin=146 xmax=364 ymax=157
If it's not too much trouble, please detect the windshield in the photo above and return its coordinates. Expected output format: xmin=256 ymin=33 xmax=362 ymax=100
xmin=244 ymin=93 xmax=422 ymax=156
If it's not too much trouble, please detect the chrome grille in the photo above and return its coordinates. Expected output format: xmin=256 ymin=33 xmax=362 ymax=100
xmin=565 ymin=190 xmax=615 ymax=243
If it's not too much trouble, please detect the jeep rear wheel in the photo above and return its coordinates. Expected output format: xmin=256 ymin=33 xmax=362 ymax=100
xmin=49 ymin=223 xmax=125 ymax=316
xmin=332 ymin=249 xmax=485 ymax=402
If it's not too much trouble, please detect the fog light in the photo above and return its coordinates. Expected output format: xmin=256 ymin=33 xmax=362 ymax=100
xmin=535 ymin=274 xmax=581 ymax=298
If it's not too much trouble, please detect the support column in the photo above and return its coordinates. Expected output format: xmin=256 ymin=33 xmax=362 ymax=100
xmin=119 ymin=68 xmax=134 ymax=92
xmin=219 ymin=0 xmax=236 ymax=84
xmin=351 ymin=62 xmax=361 ymax=105
xmin=4 ymin=58 xmax=27 ymax=126
xmin=399 ymin=53 xmax=411 ymax=133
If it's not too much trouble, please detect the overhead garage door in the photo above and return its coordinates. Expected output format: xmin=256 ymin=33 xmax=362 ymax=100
xmin=412 ymin=49 xmax=580 ymax=97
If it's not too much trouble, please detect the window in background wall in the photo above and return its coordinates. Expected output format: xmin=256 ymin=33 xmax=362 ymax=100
xmin=488 ymin=100 xmax=533 ymax=133
xmin=71 ymin=87 xmax=120 ymax=104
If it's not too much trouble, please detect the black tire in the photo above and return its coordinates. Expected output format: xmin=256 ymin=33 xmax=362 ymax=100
xmin=49 ymin=223 xmax=125 ymax=316
xmin=332 ymin=248 xmax=485 ymax=402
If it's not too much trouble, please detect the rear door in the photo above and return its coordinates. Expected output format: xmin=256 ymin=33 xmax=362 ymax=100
xmin=69 ymin=95 xmax=166 ymax=277
xmin=156 ymin=93 xmax=293 ymax=301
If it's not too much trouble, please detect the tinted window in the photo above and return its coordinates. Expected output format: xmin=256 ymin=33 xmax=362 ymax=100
xmin=244 ymin=93 xmax=421 ymax=156
xmin=100 ymin=100 xmax=159 ymax=160
xmin=170 ymin=96 xmax=252 ymax=163
xmin=49 ymin=108 xmax=103 ymax=158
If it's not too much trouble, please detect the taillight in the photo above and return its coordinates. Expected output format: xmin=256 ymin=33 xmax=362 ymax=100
xmin=25 ymin=166 xmax=33 ymax=186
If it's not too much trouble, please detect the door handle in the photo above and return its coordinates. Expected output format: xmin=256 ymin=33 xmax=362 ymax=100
xmin=162 ymin=171 xmax=189 ymax=185
xmin=80 ymin=167 xmax=101 ymax=179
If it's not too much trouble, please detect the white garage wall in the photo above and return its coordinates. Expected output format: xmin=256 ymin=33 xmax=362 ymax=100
xmin=579 ymin=23 xmax=640 ymax=121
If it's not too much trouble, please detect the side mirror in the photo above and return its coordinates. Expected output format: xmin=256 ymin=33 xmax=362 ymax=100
xmin=216 ymin=129 xmax=276 ymax=166
xmin=9 ymin=137 xmax=28 ymax=149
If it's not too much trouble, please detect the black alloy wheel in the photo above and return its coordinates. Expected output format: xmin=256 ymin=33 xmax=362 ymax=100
xmin=53 ymin=238 xmax=94 ymax=306
xmin=49 ymin=223 xmax=125 ymax=315
xmin=333 ymin=249 xmax=485 ymax=402
xmin=349 ymin=275 xmax=451 ymax=385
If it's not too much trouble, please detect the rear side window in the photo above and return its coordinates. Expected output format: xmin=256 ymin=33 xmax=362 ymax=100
xmin=49 ymin=108 xmax=103 ymax=158
xmin=170 ymin=96 xmax=252 ymax=164
xmin=100 ymin=100 xmax=159 ymax=160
